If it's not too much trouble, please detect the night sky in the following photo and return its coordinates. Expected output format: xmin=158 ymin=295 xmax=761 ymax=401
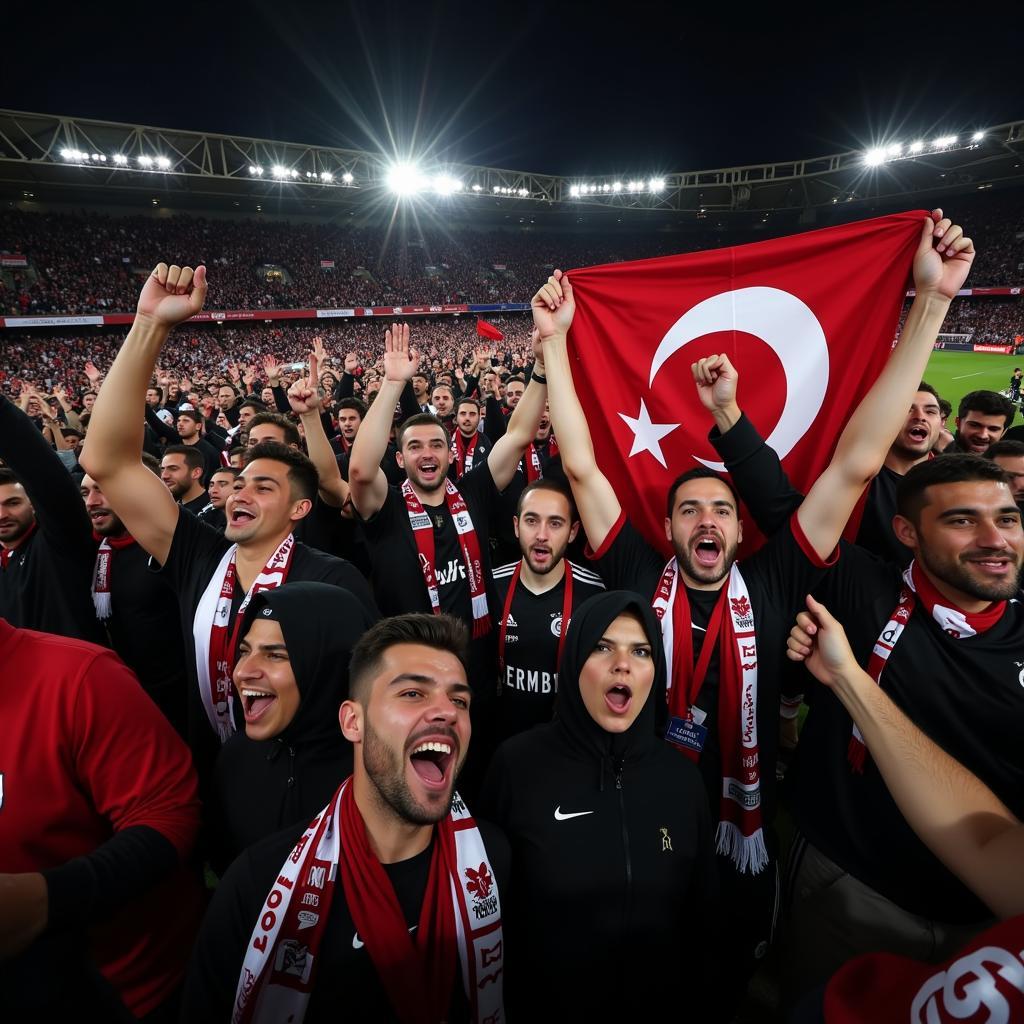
xmin=5 ymin=1 xmax=1022 ymax=175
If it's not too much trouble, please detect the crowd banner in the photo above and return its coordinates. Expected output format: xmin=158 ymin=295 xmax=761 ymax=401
xmin=973 ymin=343 xmax=1015 ymax=353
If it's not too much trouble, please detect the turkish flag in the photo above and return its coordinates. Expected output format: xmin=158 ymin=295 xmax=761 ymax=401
xmin=476 ymin=319 xmax=505 ymax=341
xmin=566 ymin=210 xmax=927 ymax=557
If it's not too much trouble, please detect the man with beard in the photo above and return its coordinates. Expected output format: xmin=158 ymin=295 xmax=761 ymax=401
xmin=777 ymin=455 xmax=1024 ymax=1003
xmin=491 ymin=478 xmax=604 ymax=742
xmin=448 ymin=397 xmax=492 ymax=481
xmin=946 ymin=389 xmax=1015 ymax=455
xmin=81 ymin=471 xmax=190 ymax=734
xmin=170 ymin=407 xmax=221 ymax=483
xmin=0 ymin=394 xmax=102 ymax=642
xmin=986 ymin=439 xmax=1024 ymax=510
xmin=536 ymin=209 xmax=974 ymax=1006
xmin=181 ymin=613 xmax=508 ymax=1023
xmin=430 ymin=383 xmax=456 ymax=427
xmin=161 ymin=445 xmax=209 ymax=515
xmin=80 ymin=262 xmax=375 ymax=775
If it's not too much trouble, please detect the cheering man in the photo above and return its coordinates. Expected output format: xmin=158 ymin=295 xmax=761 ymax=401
xmin=449 ymin=397 xmax=493 ymax=480
xmin=182 ymin=614 xmax=508 ymax=1023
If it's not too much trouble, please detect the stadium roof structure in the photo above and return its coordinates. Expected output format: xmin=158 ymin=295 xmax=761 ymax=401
xmin=2 ymin=109 xmax=1024 ymax=219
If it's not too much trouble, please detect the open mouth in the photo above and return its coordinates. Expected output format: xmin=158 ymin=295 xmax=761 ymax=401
xmin=408 ymin=739 xmax=456 ymax=790
xmin=605 ymin=684 xmax=633 ymax=714
xmin=230 ymin=507 xmax=257 ymax=527
xmin=419 ymin=460 xmax=440 ymax=476
xmin=241 ymin=688 xmax=277 ymax=723
xmin=967 ymin=558 xmax=1014 ymax=575
xmin=692 ymin=535 xmax=722 ymax=566
xmin=906 ymin=425 xmax=929 ymax=443
xmin=531 ymin=545 xmax=552 ymax=564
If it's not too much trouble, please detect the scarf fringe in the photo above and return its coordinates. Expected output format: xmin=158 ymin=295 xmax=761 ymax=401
xmin=92 ymin=590 xmax=112 ymax=620
xmin=715 ymin=820 xmax=769 ymax=876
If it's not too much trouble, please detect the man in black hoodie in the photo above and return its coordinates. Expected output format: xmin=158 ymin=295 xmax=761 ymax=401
xmin=479 ymin=591 xmax=718 ymax=1021
xmin=208 ymin=582 xmax=378 ymax=872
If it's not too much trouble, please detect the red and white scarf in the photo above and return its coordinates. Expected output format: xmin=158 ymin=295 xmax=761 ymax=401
xmin=232 ymin=780 xmax=503 ymax=1024
xmin=523 ymin=436 xmax=559 ymax=482
xmin=0 ymin=521 xmax=37 ymax=570
xmin=192 ymin=535 xmax=296 ymax=741
xmin=402 ymin=478 xmax=491 ymax=638
xmin=850 ymin=560 xmax=1006 ymax=773
xmin=653 ymin=559 xmax=767 ymax=875
xmin=450 ymin=431 xmax=480 ymax=478
xmin=91 ymin=530 xmax=136 ymax=620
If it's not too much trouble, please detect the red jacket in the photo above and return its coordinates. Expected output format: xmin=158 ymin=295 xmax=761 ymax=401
xmin=0 ymin=619 xmax=203 ymax=1016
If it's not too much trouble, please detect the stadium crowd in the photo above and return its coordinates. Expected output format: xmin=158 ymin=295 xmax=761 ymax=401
xmin=2 ymin=210 xmax=1024 ymax=1024
xmin=1 ymin=189 xmax=1022 ymax=318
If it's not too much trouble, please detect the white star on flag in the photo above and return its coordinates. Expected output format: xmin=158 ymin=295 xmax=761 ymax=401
xmin=617 ymin=398 xmax=680 ymax=469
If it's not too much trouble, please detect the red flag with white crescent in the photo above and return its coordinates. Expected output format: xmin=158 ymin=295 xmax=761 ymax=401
xmin=566 ymin=210 xmax=927 ymax=557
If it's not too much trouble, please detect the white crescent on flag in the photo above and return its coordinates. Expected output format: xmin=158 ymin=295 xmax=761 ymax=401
xmin=618 ymin=286 xmax=829 ymax=471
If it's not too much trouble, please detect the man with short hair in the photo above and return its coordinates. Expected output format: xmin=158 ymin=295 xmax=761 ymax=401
xmin=217 ymin=384 xmax=240 ymax=427
xmin=0 ymin=394 xmax=102 ymax=642
xmin=181 ymin=612 xmax=508 ymax=1023
xmin=198 ymin=466 xmax=238 ymax=530
xmin=503 ymin=375 xmax=525 ymax=412
xmin=986 ymin=438 xmax=1024 ymax=508
xmin=431 ymin=384 xmax=455 ymax=423
xmin=174 ymin=407 xmax=221 ymax=482
xmin=145 ymin=385 xmax=163 ymax=408
xmin=335 ymin=396 xmax=365 ymax=455
xmin=236 ymin=398 xmax=266 ymax=434
xmin=947 ymin=389 xmax=1015 ymax=455
xmin=411 ymin=372 xmax=432 ymax=413
xmin=491 ymin=478 xmax=604 ymax=741
xmin=80 ymin=262 xmax=376 ymax=769
xmin=449 ymin=397 xmax=492 ymax=480
xmin=246 ymin=410 xmax=301 ymax=449
xmin=161 ymin=445 xmax=209 ymax=515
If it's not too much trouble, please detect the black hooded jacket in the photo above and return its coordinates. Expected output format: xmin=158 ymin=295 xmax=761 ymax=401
xmin=477 ymin=591 xmax=719 ymax=1021
xmin=208 ymin=582 xmax=378 ymax=872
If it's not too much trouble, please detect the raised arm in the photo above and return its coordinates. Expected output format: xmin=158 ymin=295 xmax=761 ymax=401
xmin=485 ymin=329 xmax=548 ymax=491
xmin=348 ymin=323 xmax=416 ymax=518
xmin=789 ymin=596 xmax=1023 ymax=919
xmin=80 ymin=263 xmax=208 ymax=566
xmin=287 ymin=350 xmax=349 ymax=509
xmin=538 ymin=271 xmax=622 ymax=550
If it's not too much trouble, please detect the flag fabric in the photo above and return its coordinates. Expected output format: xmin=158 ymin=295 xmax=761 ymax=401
xmin=476 ymin=319 xmax=505 ymax=341
xmin=566 ymin=210 xmax=927 ymax=557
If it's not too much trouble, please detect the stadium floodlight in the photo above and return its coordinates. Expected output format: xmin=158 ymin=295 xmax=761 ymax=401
xmin=113 ymin=153 xmax=128 ymax=165
xmin=386 ymin=162 xmax=428 ymax=196
xmin=342 ymin=172 xmax=354 ymax=184
xmin=612 ymin=181 xmax=622 ymax=192
xmin=433 ymin=174 xmax=463 ymax=195
xmin=649 ymin=177 xmax=665 ymax=192
xmin=886 ymin=143 xmax=902 ymax=157
xmin=138 ymin=155 xmax=154 ymax=167
xmin=932 ymin=135 xmax=957 ymax=149
xmin=271 ymin=164 xmax=289 ymax=178
xmin=155 ymin=156 xmax=171 ymax=169
xmin=493 ymin=185 xmax=501 ymax=193
xmin=248 ymin=165 xmax=263 ymax=175
xmin=289 ymin=169 xmax=299 ymax=178
xmin=864 ymin=148 xmax=886 ymax=167
xmin=320 ymin=172 xmax=333 ymax=182
xmin=569 ymin=185 xmax=580 ymax=197
xmin=972 ymin=130 xmax=985 ymax=142
xmin=518 ymin=188 xmax=528 ymax=197
xmin=60 ymin=148 xmax=73 ymax=159
xmin=909 ymin=140 xmax=924 ymax=153
xmin=627 ymin=179 xmax=643 ymax=192
xmin=471 ymin=183 xmax=481 ymax=192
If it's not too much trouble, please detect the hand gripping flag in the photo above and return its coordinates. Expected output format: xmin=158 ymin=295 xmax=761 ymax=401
xmin=566 ymin=211 xmax=927 ymax=556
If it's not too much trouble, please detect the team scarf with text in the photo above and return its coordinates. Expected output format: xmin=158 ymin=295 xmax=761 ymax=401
xmin=523 ymin=436 xmax=559 ymax=482
xmin=193 ymin=534 xmax=296 ymax=741
xmin=403 ymin=478 xmax=491 ymax=638
xmin=850 ymin=560 xmax=1006 ymax=772
xmin=90 ymin=530 xmax=136 ymax=620
xmin=652 ymin=559 xmax=767 ymax=875
xmin=232 ymin=779 xmax=504 ymax=1024
xmin=450 ymin=431 xmax=480 ymax=478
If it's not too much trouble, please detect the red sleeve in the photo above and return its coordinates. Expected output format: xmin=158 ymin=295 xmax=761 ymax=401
xmin=584 ymin=507 xmax=627 ymax=561
xmin=790 ymin=511 xmax=840 ymax=570
xmin=68 ymin=649 xmax=200 ymax=857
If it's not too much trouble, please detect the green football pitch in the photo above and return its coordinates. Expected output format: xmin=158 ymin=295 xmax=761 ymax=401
xmin=923 ymin=349 xmax=1024 ymax=427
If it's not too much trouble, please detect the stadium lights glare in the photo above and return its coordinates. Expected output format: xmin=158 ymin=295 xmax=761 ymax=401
xmin=886 ymin=143 xmax=902 ymax=157
xmin=569 ymin=185 xmax=580 ymax=197
xmin=320 ymin=172 xmax=333 ymax=182
xmin=649 ymin=178 xmax=665 ymax=192
xmin=138 ymin=155 xmax=153 ymax=167
xmin=628 ymin=179 xmax=643 ymax=192
xmin=113 ymin=153 xmax=128 ymax=165
xmin=471 ymin=183 xmax=481 ymax=192
xmin=342 ymin=172 xmax=354 ymax=184
xmin=612 ymin=181 xmax=622 ymax=192
xmin=155 ymin=156 xmax=171 ymax=169
xmin=518 ymin=188 xmax=528 ymax=197
xmin=909 ymin=140 xmax=924 ymax=153
xmin=864 ymin=148 xmax=886 ymax=167
xmin=972 ymin=130 xmax=985 ymax=141
xmin=432 ymin=174 xmax=463 ymax=195
xmin=249 ymin=165 xmax=263 ymax=175
xmin=386 ymin=162 xmax=428 ymax=196
xmin=932 ymin=135 xmax=957 ymax=149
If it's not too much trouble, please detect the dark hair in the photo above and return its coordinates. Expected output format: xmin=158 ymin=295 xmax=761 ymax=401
xmin=337 ymin=397 xmax=368 ymax=418
xmin=0 ymin=467 xmax=22 ymax=488
xmin=140 ymin=452 xmax=161 ymax=476
xmin=456 ymin=397 xmax=481 ymax=413
xmin=162 ymin=444 xmax=205 ymax=474
xmin=917 ymin=381 xmax=940 ymax=401
xmin=517 ymin=477 xmax=577 ymax=521
xmin=896 ymin=454 xmax=1011 ymax=524
xmin=938 ymin=398 xmax=952 ymax=421
xmin=238 ymin=398 xmax=268 ymax=416
xmin=229 ymin=445 xmax=246 ymax=460
xmin=957 ymin=390 xmax=1016 ymax=429
xmin=431 ymin=384 xmax=454 ymax=399
xmin=665 ymin=467 xmax=739 ymax=519
xmin=211 ymin=465 xmax=241 ymax=480
xmin=398 ymin=413 xmax=450 ymax=449
xmin=176 ymin=408 xmax=203 ymax=425
xmin=248 ymin=411 xmax=301 ymax=448
xmin=505 ymin=375 xmax=526 ymax=388
xmin=348 ymin=613 xmax=469 ymax=705
xmin=986 ymin=440 xmax=1024 ymax=460
xmin=243 ymin=440 xmax=319 ymax=502
xmin=147 ymin=384 xmax=164 ymax=401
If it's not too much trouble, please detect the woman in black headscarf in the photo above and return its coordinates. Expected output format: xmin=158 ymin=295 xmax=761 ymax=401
xmin=208 ymin=581 xmax=377 ymax=873
xmin=478 ymin=590 xmax=719 ymax=1021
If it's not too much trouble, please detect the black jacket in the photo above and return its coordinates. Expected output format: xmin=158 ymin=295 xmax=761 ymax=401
xmin=209 ymin=582 xmax=378 ymax=872
xmin=478 ymin=591 xmax=719 ymax=1021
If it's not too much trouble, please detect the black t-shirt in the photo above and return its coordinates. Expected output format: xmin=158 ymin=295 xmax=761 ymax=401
xmin=158 ymin=510 xmax=377 ymax=768
xmin=796 ymin=544 xmax=1024 ymax=923
xmin=183 ymin=438 xmax=222 ymax=487
xmin=855 ymin=465 xmax=914 ymax=566
xmin=182 ymin=491 xmax=211 ymax=517
xmin=491 ymin=559 xmax=605 ymax=741
xmin=181 ymin=817 xmax=510 ymax=1023
xmin=589 ymin=513 xmax=834 ymax=827
xmin=196 ymin=502 xmax=227 ymax=532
